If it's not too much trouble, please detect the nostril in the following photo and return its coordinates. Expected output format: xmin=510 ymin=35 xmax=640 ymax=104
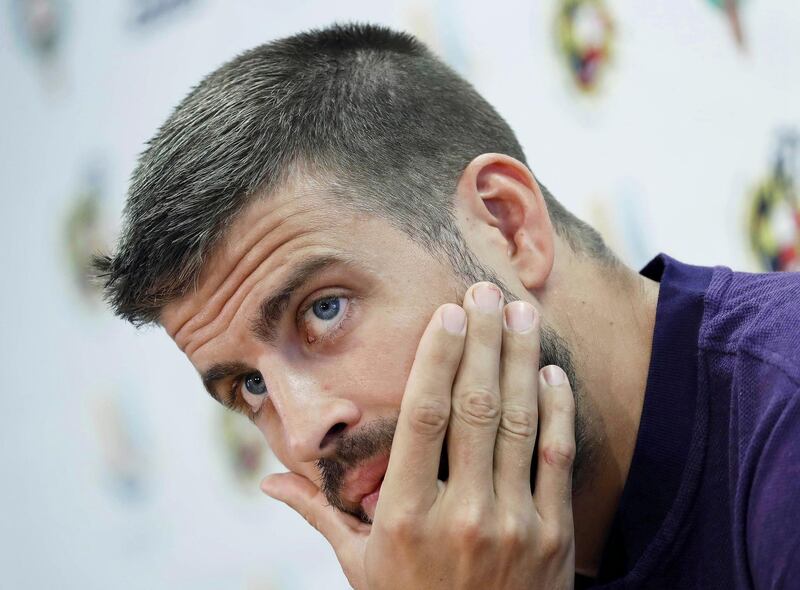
xmin=320 ymin=422 xmax=347 ymax=450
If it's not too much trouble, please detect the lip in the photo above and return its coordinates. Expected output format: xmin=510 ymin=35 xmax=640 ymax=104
xmin=341 ymin=454 xmax=390 ymax=507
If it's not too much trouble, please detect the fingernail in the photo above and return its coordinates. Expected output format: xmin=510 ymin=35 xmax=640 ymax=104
xmin=543 ymin=365 xmax=566 ymax=386
xmin=441 ymin=304 xmax=466 ymax=334
xmin=504 ymin=301 xmax=534 ymax=332
xmin=473 ymin=283 xmax=501 ymax=312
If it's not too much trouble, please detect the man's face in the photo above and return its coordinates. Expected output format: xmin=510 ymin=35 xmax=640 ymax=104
xmin=162 ymin=181 xmax=471 ymax=522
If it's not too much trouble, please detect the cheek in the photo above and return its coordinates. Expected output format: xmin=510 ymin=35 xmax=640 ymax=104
xmin=348 ymin=313 xmax=430 ymax=407
xmin=260 ymin=415 xmax=282 ymax=457
xmin=253 ymin=307 xmax=435 ymax=470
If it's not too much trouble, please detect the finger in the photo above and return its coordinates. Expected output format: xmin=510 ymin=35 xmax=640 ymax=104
xmin=447 ymin=282 xmax=504 ymax=494
xmin=494 ymin=301 xmax=540 ymax=501
xmin=261 ymin=472 xmax=369 ymax=548
xmin=533 ymin=365 xmax=576 ymax=522
xmin=380 ymin=303 xmax=467 ymax=512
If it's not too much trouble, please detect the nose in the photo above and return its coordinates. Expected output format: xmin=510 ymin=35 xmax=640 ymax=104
xmin=269 ymin=376 xmax=362 ymax=464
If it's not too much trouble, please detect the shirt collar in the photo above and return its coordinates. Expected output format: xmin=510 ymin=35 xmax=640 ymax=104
xmin=597 ymin=253 xmax=714 ymax=580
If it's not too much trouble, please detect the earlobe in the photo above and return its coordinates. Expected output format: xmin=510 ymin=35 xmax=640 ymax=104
xmin=456 ymin=153 xmax=555 ymax=290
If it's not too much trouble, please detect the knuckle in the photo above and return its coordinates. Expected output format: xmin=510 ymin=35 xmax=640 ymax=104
xmin=500 ymin=516 xmax=531 ymax=549
xmin=408 ymin=399 xmax=450 ymax=436
xmin=455 ymin=387 xmax=500 ymax=425
xmin=498 ymin=404 xmax=537 ymax=440
xmin=545 ymin=391 xmax=576 ymax=416
xmin=428 ymin=340 xmax=459 ymax=365
xmin=539 ymin=525 xmax=571 ymax=560
xmin=506 ymin=328 xmax=540 ymax=354
xmin=382 ymin=512 xmax=420 ymax=542
xmin=453 ymin=509 xmax=493 ymax=547
xmin=542 ymin=440 xmax=576 ymax=468
xmin=557 ymin=395 xmax=576 ymax=416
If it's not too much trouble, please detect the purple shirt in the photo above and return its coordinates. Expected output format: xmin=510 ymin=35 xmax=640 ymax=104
xmin=584 ymin=254 xmax=800 ymax=589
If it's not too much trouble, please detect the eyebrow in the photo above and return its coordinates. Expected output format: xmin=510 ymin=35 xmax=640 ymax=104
xmin=251 ymin=253 xmax=349 ymax=344
xmin=201 ymin=361 xmax=250 ymax=407
xmin=199 ymin=253 xmax=352 ymax=405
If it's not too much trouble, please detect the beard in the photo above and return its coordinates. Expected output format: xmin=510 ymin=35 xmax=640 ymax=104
xmin=316 ymin=313 xmax=595 ymax=524
xmin=317 ymin=417 xmax=396 ymax=523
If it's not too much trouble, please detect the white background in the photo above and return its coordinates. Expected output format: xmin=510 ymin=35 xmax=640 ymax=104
xmin=1 ymin=0 xmax=798 ymax=588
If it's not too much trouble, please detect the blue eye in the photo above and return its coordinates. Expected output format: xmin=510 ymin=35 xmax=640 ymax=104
xmin=302 ymin=295 xmax=351 ymax=344
xmin=312 ymin=297 xmax=341 ymax=320
xmin=243 ymin=372 xmax=267 ymax=396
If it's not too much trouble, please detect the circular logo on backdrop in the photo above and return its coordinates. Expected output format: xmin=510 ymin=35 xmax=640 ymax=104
xmin=62 ymin=163 xmax=114 ymax=307
xmin=705 ymin=0 xmax=747 ymax=50
xmin=91 ymin=389 xmax=152 ymax=503
xmin=10 ymin=0 xmax=65 ymax=61
xmin=219 ymin=410 xmax=272 ymax=491
xmin=747 ymin=132 xmax=800 ymax=272
xmin=126 ymin=0 xmax=196 ymax=30
xmin=555 ymin=0 xmax=615 ymax=94
xmin=404 ymin=0 xmax=471 ymax=78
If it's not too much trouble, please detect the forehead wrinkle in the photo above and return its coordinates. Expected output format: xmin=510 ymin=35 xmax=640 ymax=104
xmin=169 ymin=196 xmax=321 ymax=342
xmin=174 ymin=212 xmax=323 ymax=349
xmin=249 ymin=253 xmax=347 ymax=344
xmin=181 ymin=233 xmax=318 ymax=358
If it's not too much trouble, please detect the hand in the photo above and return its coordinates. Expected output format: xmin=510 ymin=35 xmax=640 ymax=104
xmin=262 ymin=282 xmax=577 ymax=589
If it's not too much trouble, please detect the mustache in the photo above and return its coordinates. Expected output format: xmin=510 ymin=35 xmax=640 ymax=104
xmin=316 ymin=416 xmax=397 ymax=517
xmin=313 ymin=318 xmax=588 ymax=520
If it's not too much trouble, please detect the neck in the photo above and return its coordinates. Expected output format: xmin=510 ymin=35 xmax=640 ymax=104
xmin=541 ymin=249 xmax=660 ymax=576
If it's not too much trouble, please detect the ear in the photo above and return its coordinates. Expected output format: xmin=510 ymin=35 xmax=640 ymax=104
xmin=454 ymin=153 xmax=555 ymax=289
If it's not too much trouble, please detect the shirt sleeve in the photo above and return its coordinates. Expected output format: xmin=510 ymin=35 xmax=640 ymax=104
xmin=747 ymin=385 xmax=800 ymax=590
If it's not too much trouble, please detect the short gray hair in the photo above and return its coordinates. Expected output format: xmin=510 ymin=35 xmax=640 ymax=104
xmin=95 ymin=23 xmax=611 ymax=325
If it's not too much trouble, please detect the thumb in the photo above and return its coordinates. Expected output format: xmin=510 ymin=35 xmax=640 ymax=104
xmin=261 ymin=472 xmax=369 ymax=547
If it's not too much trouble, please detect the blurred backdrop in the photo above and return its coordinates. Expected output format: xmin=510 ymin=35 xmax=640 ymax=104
xmin=1 ymin=0 xmax=799 ymax=588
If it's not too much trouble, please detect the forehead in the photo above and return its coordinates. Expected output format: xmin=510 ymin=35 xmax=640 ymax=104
xmin=160 ymin=176 xmax=438 ymax=353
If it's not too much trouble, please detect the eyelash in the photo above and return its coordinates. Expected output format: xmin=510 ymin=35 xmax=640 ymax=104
xmin=296 ymin=292 xmax=354 ymax=346
xmin=228 ymin=377 xmax=257 ymax=419
xmin=226 ymin=292 xmax=355 ymax=420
